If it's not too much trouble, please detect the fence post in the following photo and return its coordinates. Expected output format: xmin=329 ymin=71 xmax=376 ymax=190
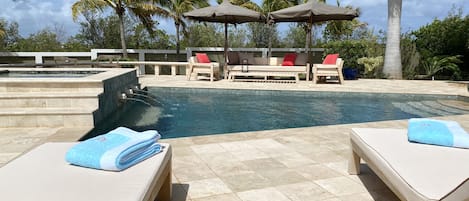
xmin=186 ymin=48 xmax=192 ymax=61
xmin=90 ymin=49 xmax=98 ymax=60
xmin=35 ymin=55 xmax=43 ymax=66
xmin=262 ymin=48 xmax=267 ymax=58
xmin=138 ymin=52 xmax=145 ymax=75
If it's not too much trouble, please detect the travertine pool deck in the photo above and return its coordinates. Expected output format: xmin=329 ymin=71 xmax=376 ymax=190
xmin=1 ymin=76 xmax=469 ymax=201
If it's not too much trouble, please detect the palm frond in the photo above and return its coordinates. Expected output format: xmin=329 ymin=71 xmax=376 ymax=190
xmin=71 ymin=0 xmax=108 ymax=21
xmin=128 ymin=3 xmax=167 ymax=34
xmin=422 ymin=55 xmax=462 ymax=77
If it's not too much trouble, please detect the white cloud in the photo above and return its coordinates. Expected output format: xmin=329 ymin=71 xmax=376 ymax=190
xmin=341 ymin=0 xmax=386 ymax=8
xmin=1 ymin=0 xmax=79 ymax=37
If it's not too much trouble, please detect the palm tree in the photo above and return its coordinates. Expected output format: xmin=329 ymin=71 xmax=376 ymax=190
xmin=155 ymin=0 xmax=209 ymax=54
xmin=262 ymin=0 xmax=296 ymax=13
xmin=421 ymin=55 xmax=462 ymax=79
xmin=72 ymin=0 xmax=165 ymax=58
xmin=260 ymin=0 xmax=298 ymax=57
xmin=383 ymin=0 xmax=403 ymax=79
xmin=222 ymin=0 xmax=260 ymax=10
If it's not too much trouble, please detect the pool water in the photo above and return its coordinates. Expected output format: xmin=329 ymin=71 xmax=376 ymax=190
xmin=84 ymin=87 xmax=469 ymax=139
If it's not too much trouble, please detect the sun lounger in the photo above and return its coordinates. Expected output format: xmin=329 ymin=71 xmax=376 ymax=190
xmin=0 ymin=142 xmax=172 ymax=201
xmin=348 ymin=128 xmax=469 ymax=201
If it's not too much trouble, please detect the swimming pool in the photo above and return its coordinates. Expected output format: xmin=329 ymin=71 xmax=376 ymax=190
xmin=84 ymin=87 xmax=469 ymax=139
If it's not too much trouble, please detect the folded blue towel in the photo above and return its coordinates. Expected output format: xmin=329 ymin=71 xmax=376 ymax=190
xmin=408 ymin=118 xmax=469 ymax=148
xmin=65 ymin=127 xmax=162 ymax=171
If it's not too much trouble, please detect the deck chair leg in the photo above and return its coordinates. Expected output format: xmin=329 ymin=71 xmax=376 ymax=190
xmin=339 ymin=72 xmax=345 ymax=84
xmin=186 ymin=66 xmax=193 ymax=81
xmin=348 ymin=149 xmax=361 ymax=175
xmin=155 ymin=160 xmax=172 ymax=201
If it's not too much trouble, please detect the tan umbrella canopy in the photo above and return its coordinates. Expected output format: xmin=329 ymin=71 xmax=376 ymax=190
xmin=183 ymin=0 xmax=265 ymax=79
xmin=269 ymin=0 xmax=358 ymax=23
xmin=269 ymin=0 xmax=358 ymax=55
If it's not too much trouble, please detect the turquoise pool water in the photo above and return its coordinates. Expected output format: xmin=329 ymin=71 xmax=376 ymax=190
xmin=84 ymin=87 xmax=469 ymax=139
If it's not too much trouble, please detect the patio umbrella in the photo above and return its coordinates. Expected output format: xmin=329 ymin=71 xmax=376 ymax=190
xmin=183 ymin=0 xmax=265 ymax=79
xmin=269 ymin=0 xmax=358 ymax=55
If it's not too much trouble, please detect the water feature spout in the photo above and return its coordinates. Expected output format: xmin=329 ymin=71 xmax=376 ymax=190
xmin=120 ymin=93 xmax=128 ymax=100
xmin=124 ymin=97 xmax=153 ymax=107
xmin=119 ymin=87 xmax=161 ymax=107
xmin=132 ymin=92 xmax=163 ymax=106
xmin=127 ymin=86 xmax=164 ymax=106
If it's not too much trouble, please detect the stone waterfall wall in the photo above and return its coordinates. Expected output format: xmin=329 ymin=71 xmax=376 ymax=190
xmin=93 ymin=70 xmax=139 ymax=126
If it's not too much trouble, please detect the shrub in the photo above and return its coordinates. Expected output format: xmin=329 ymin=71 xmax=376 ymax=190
xmin=418 ymin=55 xmax=462 ymax=80
xmin=357 ymin=56 xmax=384 ymax=78
xmin=322 ymin=39 xmax=384 ymax=76
xmin=400 ymin=33 xmax=421 ymax=80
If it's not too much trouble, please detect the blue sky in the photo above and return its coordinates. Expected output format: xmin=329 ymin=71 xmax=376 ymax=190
xmin=1 ymin=0 xmax=468 ymax=38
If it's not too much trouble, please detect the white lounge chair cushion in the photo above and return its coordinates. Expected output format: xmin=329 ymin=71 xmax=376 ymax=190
xmin=0 ymin=142 xmax=171 ymax=201
xmin=351 ymin=128 xmax=469 ymax=200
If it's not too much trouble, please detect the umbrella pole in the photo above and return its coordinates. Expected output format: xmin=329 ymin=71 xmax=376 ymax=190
xmin=224 ymin=22 xmax=228 ymax=80
xmin=306 ymin=22 xmax=312 ymax=81
xmin=268 ymin=23 xmax=272 ymax=60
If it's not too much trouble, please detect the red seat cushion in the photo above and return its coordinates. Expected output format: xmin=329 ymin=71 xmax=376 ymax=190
xmin=196 ymin=53 xmax=211 ymax=63
xmin=282 ymin=53 xmax=297 ymax=66
xmin=322 ymin=54 xmax=339 ymax=64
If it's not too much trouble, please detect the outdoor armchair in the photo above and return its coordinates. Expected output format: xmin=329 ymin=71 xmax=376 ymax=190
xmin=187 ymin=55 xmax=220 ymax=82
xmin=312 ymin=55 xmax=344 ymax=84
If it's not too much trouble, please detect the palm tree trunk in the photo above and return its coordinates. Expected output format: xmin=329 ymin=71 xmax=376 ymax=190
xmin=383 ymin=0 xmax=402 ymax=79
xmin=118 ymin=12 xmax=128 ymax=58
xmin=176 ymin=23 xmax=180 ymax=55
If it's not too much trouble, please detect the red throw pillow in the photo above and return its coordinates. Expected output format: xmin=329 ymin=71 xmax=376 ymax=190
xmin=322 ymin=54 xmax=339 ymax=64
xmin=282 ymin=53 xmax=297 ymax=66
xmin=196 ymin=53 xmax=211 ymax=63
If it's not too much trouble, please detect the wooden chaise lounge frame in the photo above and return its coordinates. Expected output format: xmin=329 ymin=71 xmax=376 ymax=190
xmin=0 ymin=142 xmax=172 ymax=201
xmin=312 ymin=58 xmax=344 ymax=84
xmin=349 ymin=128 xmax=469 ymax=201
xmin=227 ymin=57 xmax=310 ymax=83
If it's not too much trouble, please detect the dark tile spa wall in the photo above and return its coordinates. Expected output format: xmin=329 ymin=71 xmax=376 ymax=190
xmin=93 ymin=70 xmax=139 ymax=125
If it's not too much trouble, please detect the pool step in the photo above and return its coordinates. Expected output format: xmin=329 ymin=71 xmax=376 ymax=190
xmin=0 ymin=92 xmax=99 ymax=108
xmin=0 ymin=107 xmax=95 ymax=128
xmin=392 ymin=102 xmax=434 ymax=117
xmin=437 ymin=100 xmax=469 ymax=111
xmin=393 ymin=100 xmax=469 ymax=117
xmin=0 ymin=91 xmax=100 ymax=128
xmin=0 ymin=81 xmax=103 ymax=93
